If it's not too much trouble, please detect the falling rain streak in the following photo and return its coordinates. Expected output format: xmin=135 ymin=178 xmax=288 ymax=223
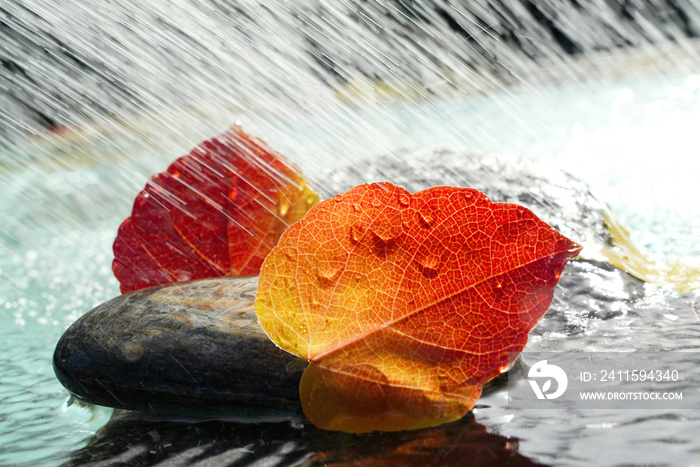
xmin=1 ymin=0 xmax=700 ymax=465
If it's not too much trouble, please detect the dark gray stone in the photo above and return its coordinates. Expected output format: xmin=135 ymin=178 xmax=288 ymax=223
xmin=53 ymin=275 xmax=307 ymax=421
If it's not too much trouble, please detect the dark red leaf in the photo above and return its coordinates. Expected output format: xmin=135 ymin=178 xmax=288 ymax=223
xmin=113 ymin=126 xmax=319 ymax=293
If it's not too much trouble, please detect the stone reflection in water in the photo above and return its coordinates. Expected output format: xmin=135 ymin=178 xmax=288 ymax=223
xmin=62 ymin=410 xmax=545 ymax=467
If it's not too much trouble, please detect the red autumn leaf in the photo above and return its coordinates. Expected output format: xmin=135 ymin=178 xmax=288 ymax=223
xmin=113 ymin=126 xmax=319 ymax=294
xmin=256 ymin=182 xmax=581 ymax=433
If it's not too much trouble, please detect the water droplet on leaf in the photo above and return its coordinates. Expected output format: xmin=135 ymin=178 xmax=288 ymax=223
xmin=349 ymin=224 xmax=364 ymax=244
xmin=418 ymin=208 xmax=436 ymax=228
xmin=371 ymin=223 xmax=400 ymax=242
xmin=318 ymin=263 xmax=342 ymax=284
xmin=419 ymin=254 xmax=440 ymax=271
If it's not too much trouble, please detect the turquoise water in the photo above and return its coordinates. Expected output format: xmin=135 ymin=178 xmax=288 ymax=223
xmin=1 ymin=69 xmax=699 ymax=465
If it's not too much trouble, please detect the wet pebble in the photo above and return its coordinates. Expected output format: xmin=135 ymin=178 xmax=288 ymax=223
xmin=53 ymin=275 xmax=307 ymax=421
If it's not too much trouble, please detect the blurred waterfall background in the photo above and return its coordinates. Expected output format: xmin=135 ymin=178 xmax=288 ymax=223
xmin=1 ymin=0 xmax=700 ymax=465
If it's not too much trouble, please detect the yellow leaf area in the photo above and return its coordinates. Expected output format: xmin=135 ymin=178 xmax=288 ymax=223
xmin=256 ymin=183 xmax=581 ymax=433
xmin=601 ymin=209 xmax=700 ymax=293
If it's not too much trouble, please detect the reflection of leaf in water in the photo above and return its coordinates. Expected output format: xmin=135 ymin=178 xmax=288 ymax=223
xmin=113 ymin=126 xmax=319 ymax=293
xmin=305 ymin=414 xmax=548 ymax=467
xmin=62 ymin=410 xmax=547 ymax=467
xmin=257 ymin=182 xmax=581 ymax=432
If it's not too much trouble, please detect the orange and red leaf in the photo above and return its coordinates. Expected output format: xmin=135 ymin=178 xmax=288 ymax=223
xmin=256 ymin=182 xmax=581 ymax=432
